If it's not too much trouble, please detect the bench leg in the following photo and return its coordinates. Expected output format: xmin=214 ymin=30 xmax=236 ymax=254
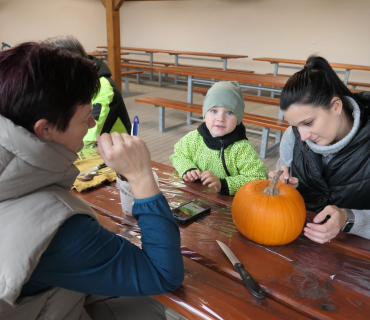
xmin=136 ymin=71 xmax=140 ymax=84
xmin=158 ymin=106 xmax=165 ymax=132
xmin=260 ymin=127 xmax=270 ymax=159
xmin=159 ymin=72 xmax=162 ymax=87
xmin=257 ymin=84 xmax=262 ymax=96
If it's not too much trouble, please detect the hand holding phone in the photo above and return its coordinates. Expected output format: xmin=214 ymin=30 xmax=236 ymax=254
xmin=172 ymin=200 xmax=211 ymax=224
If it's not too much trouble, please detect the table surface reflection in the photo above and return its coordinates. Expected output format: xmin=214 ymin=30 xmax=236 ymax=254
xmin=72 ymin=161 xmax=370 ymax=320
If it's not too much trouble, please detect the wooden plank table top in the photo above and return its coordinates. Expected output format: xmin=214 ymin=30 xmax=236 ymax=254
xmin=253 ymin=57 xmax=370 ymax=72
xmin=87 ymin=52 xmax=129 ymax=57
xmin=97 ymin=46 xmax=248 ymax=59
xmin=155 ymin=66 xmax=289 ymax=87
xmin=155 ymin=49 xmax=248 ymax=59
xmin=72 ymin=161 xmax=370 ymax=320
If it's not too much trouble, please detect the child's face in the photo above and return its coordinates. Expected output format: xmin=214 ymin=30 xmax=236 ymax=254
xmin=204 ymin=106 xmax=238 ymax=137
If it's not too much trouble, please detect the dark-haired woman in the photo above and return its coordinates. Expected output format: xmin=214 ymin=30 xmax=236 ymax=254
xmin=0 ymin=42 xmax=183 ymax=320
xmin=269 ymin=55 xmax=370 ymax=244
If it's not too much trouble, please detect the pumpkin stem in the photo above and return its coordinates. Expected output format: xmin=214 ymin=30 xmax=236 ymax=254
xmin=264 ymin=168 xmax=284 ymax=195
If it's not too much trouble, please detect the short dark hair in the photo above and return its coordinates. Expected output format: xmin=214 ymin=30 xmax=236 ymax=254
xmin=280 ymin=55 xmax=365 ymax=124
xmin=0 ymin=42 xmax=100 ymax=132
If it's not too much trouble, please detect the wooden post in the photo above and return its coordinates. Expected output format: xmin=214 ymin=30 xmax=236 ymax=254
xmin=106 ymin=0 xmax=122 ymax=92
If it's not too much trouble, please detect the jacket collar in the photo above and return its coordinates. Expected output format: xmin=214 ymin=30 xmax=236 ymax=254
xmin=197 ymin=122 xmax=247 ymax=150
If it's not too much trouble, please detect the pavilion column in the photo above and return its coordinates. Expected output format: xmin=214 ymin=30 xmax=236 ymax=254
xmin=106 ymin=0 xmax=122 ymax=92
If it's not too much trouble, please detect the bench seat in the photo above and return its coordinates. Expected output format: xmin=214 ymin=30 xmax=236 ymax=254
xmin=135 ymin=96 xmax=289 ymax=158
xmin=265 ymin=73 xmax=367 ymax=93
xmin=347 ymin=81 xmax=370 ymax=90
xmin=187 ymin=87 xmax=280 ymax=106
xmin=121 ymin=70 xmax=143 ymax=93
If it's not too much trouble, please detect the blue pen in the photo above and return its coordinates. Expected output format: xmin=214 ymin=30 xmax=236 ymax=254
xmin=131 ymin=116 xmax=139 ymax=136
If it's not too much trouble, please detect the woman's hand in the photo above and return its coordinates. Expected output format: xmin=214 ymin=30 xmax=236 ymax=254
xmin=268 ymin=165 xmax=299 ymax=188
xmin=97 ymin=133 xmax=159 ymax=199
xmin=183 ymin=169 xmax=202 ymax=182
xmin=304 ymin=205 xmax=348 ymax=244
xmin=200 ymin=171 xmax=221 ymax=192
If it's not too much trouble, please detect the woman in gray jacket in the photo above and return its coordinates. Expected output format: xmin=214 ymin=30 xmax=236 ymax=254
xmin=0 ymin=42 xmax=183 ymax=320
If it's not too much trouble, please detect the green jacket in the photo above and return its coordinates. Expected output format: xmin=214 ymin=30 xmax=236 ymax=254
xmin=170 ymin=123 xmax=268 ymax=195
xmin=84 ymin=56 xmax=131 ymax=142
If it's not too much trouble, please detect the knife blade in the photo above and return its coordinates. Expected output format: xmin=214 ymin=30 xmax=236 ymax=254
xmin=77 ymin=162 xmax=107 ymax=176
xmin=216 ymin=240 xmax=265 ymax=299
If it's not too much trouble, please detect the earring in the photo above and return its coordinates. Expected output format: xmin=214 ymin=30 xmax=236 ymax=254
xmin=48 ymin=137 xmax=53 ymax=142
xmin=336 ymin=113 xmax=340 ymax=116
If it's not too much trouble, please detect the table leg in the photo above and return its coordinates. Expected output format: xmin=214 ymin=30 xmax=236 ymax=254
xmin=271 ymin=63 xmax=279 ymax=98
xmin=149 ymin=53 xmax=154 ymax=80
xmin=344 ymin=70 xmax=350 ymax=86
xmin=275 ymin=108 xmax=284 ymax=144
xmin=187 ymin=75 xmax=193 ymax=125
xmin=222 ymin=59 xmax=227 ymax=70
xmin=158 ymin=72 xmax=162 ymax=87
xmin=122 ymin=76 xmax=129 ymax=93
xmin=174 ymin=55 xmax=179 ymax=85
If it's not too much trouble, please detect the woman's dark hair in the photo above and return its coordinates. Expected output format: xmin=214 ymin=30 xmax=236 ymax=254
xmin=0 ymin=42 xmax=100 ymax=132
xmin=280 ymin=55 xmax=367 ymax=124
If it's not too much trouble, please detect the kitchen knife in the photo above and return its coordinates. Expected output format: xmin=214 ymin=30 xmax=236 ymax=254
xmin=77 ymin=162 xmax=107 ymax=177
xmin=216 ymin=240 xmax=265 ymax=299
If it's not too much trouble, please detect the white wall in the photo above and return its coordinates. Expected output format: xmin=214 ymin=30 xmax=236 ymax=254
xmin=1 ymin=0 xmax=369 ymax=83
xmin=119 ymin=0 xmax=370 ymax=83
xmin=0 ymin=0 xmax=106 ymax=52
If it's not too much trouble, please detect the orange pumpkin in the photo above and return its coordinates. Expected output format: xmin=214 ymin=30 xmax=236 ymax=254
xmin=232 ymin=169 xmax=306 ymax=246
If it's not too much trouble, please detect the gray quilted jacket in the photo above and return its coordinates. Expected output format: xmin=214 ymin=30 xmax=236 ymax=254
xmin=0 ymin=115 xmax=96 ymax=320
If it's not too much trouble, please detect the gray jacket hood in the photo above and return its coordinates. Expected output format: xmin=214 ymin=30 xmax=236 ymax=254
xmin=0 ymin=115 xmax=79 ymax=201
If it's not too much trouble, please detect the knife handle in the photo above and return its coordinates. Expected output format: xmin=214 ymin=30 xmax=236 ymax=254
xmin=234 ymin=263 xmax=265 ymax=299
xmin=97 ymin=162 xmax=107 ymax=170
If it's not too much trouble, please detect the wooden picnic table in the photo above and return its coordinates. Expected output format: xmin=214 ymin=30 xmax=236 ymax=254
xmin=87 ymin=51 xmax=130 ymax=57
xmin=72 ymin=161 xmax=370 ymax=320
xmin=97 ymin=46 xmax=248 ymax=80
xmin=253 ymin=57 xmax=370 ymax=85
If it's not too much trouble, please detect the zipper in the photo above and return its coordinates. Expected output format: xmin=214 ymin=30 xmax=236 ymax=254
xmin=219 ymin=139 xmax=231 ymax=176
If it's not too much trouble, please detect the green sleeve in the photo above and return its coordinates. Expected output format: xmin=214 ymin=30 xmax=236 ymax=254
xmin=225 ymin=141 xmax=268 ymax=195
xmin=84 ymin=77 xmax=114 ymax=142
xmin=169 ymin=131 xmax=199 ymax=178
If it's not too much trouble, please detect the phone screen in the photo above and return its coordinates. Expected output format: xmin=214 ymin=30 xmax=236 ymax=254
xmin=172 ymin=201 xmax=211 ymax=224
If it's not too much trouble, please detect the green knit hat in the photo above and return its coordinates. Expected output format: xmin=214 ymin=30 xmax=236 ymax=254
xmin=203 ymin=81 xmax=244 ymax=123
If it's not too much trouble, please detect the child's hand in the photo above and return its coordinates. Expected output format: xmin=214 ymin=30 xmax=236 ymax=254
xmin=200 ymin=171 xmax=221 ymax=192
xmin=183 ymin=169 xmax=202 ymax=182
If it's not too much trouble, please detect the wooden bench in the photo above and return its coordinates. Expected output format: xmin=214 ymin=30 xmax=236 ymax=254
xmin=135 ymin=96 xmax=289 ymax=158
xmin=266 ymin=73 xmax=367 ymax=93
xmin=121 ymin=70 xmax=143 ymax=93
xmin=122 ymin=58 xmax=175 ymax=66
xmin=347 ymin=81 xmax=370 ymax=91
xmin=187 ymin=87 xmax=280 ymax=106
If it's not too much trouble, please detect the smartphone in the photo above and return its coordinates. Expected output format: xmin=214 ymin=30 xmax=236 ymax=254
xmin=172 ymin=200 xmax=211 ymax=224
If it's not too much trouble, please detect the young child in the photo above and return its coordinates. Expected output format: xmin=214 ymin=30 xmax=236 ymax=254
xmin=170 ymin=81 xmax=268 ymax=195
